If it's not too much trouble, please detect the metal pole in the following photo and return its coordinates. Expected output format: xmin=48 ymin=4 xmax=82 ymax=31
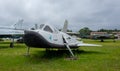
xmin=62 ymin=36 xmax=75 ymax=57
xmin=10 ymin=35 xmax=14 ymax=48
xmin=65 ymin=43 xmax=75 ymax=57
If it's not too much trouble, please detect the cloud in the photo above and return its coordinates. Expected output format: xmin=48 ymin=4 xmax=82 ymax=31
xmin=0 ymin=0 xmax=120 ymax=31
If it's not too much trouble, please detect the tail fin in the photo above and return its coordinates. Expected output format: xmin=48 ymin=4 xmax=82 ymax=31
xmin=61 ymin=20 xmax=68 ymax=33
xmin=0 ymin=19 xmax=24 ymax=30
xmin=13 ymin=19 xmax=24 ymax=30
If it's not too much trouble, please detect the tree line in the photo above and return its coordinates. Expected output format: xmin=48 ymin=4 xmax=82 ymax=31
xmin=79 ymin=27 xmax=120 ymax=38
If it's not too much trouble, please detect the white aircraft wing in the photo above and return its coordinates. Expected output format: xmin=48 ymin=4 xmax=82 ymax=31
xmin=0 ymin=29 xmax=24 ymax=35
xmin=0 ymin=26 xmax=14 ymax=29
xmin=76 ymin=41 xmax=101 ymax=47
xmin=77 ymin=43 xmax=101 ymax=47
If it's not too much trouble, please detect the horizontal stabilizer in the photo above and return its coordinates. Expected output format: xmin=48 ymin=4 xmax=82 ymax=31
xmin=77 ymin=43 xmax=101 ymax=47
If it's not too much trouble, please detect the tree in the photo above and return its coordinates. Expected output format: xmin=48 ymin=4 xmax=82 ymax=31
xmin=79 ymin=27 xmax=91 ymax=38
xmin=97 ymin=28 xmax=120 ymax=34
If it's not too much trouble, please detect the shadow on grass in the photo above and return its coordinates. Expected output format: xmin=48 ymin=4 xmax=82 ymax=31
xmin=28 ymin=50 xmax=70 ymax=60
xmin=0 ymin=44 xmax=25 ymax=49
xmin=25 ymin=49 xmax=104 ymax=63
xmin=0 ymin=41 xmax=25 ymax=49
xmin=92 ymin=39 xmax=118 ymax=43
xmin=73 ymin=50 xmax=104 ymax=55
xmin=0 ymin=45 xmax=10 ymax=49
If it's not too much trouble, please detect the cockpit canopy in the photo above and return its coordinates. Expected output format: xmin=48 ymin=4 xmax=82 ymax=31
xmin=39 ymin=24 xmax=59 ymax=33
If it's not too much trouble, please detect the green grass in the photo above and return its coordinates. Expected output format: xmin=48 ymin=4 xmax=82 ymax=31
xmin=0 ymin=39 xmax=120 ymax=71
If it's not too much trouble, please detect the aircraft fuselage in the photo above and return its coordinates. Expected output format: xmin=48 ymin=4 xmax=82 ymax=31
xmin=24 ymin=30 xmax=78 ymax=48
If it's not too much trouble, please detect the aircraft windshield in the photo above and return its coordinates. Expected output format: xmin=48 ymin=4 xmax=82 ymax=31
xmin=44 ymin=25 xmax=53 ymax=33
xmin=39 ymin=24 xmax=44 ymax=29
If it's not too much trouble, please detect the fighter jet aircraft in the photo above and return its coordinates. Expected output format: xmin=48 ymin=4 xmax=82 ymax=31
xmin=0 ymin=19 xmax=24 ymax=47
xmin=24 ymin=20 xmax=101 ymax=57
xmin=0 ymin=19 xmax=101 ymax=57
xmin=0 ymin=19 xmax=24 ymax=36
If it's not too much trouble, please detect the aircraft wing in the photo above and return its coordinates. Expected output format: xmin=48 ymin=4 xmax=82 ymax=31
xmin=0 ymin=26 xmax=14 ymax=29
xmin=77 ymin=41 xmax=101 ymax=47
xmin=0 ymin=29 xmax=24 ymax=35
xmin=77 ymin=43 xmax=101 ymax=47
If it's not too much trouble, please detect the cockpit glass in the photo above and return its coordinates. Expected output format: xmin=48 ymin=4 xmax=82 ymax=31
xmin=39 ymin=24 xmax=44 ymax=29
xmin=44 ymin=25 xmax=53 ymax=33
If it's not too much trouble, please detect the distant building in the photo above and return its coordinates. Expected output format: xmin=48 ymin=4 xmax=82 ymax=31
xmin=90 ymin=32 xmax=107 ymax=36
xmin=90 ymin=32 xmax=110 ymax=39
xmin=112 ymin=32 xmax=120 ymax=39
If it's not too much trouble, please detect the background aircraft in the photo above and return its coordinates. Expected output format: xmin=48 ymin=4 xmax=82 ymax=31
xmin=0 ymin=19 xmax=24 ymax=47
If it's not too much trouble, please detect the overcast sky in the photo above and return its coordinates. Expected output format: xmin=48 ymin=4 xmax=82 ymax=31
xmin=0 ymin=0 xmax=120 ymax=31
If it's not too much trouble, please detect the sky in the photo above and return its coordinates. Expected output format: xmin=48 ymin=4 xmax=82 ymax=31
xmin=0 ymin=0 xmax=120 ymax=31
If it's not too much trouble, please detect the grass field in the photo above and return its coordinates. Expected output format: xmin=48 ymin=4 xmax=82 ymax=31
xmin=0 ymin=39 xmax=120 ymax=71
